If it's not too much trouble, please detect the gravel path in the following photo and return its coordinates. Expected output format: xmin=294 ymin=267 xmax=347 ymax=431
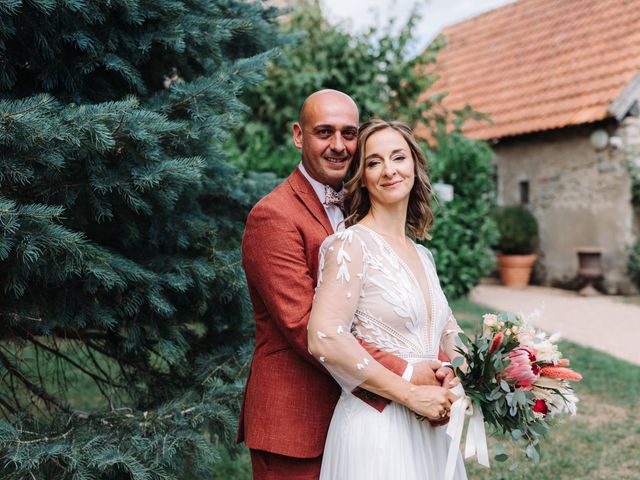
xmin=469 ymin=284 xmax=640 ymax=365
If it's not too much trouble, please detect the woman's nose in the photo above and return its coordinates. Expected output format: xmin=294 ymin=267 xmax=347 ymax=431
xmin=382 ymin=159 xmax=396 ymax=176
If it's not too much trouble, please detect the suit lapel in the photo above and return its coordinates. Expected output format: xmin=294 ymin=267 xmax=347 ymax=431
xmin=288 ymin=168 xmax=334 ymax=236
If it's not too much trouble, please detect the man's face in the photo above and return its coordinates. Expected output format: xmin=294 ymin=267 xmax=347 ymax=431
xmin=293 ymin=93 xmax=359 ymax=191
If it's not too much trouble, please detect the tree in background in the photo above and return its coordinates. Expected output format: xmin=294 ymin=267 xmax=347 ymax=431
xmin=0 ymin=1 xmax=280 ymax=478
xmin=229 ymin=0 xmax=446 ymax=176
xmin=427 ymin=132 xmax=499 ymax=299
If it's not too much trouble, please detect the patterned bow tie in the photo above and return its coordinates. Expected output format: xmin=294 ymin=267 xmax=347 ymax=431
xmin=324 ymin=185 xmax=345 ymax=210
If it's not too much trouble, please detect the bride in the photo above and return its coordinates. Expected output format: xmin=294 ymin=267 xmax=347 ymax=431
xmin=307 ymin=119 xmax=467 ymax=479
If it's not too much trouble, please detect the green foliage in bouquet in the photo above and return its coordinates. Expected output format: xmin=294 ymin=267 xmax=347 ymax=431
xmin=0 ymin=1 xmax=281 ymax=478
xmin=454 ymin=313 xmax=550 ymax=464
xmin=493 ymin=206 xmax=539 ymax=255
xmin=426 ymin=132 xmax=499 ymax=299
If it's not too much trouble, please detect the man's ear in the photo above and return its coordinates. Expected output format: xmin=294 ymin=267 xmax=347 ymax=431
xmin=293 ymin=122 xmax=303 ymax=149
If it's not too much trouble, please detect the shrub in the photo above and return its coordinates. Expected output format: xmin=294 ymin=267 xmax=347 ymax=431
xmin=493 ymin=206 xmax=539 ymax=255
xmin=425 ymin=132 xmax=499 ymax=299
xmin=628 ymin=238 xmax=640 ymax=289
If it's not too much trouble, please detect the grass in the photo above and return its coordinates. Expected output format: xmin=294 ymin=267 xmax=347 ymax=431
xmin=616 ymin=295 xmax=640 ymax=306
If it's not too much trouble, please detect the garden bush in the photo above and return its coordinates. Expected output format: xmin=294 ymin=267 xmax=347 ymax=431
xmin=493 ymin=206 xmax=539 ymax=255
xmin=426 ymin=132 xmax=499 ymax=299
xmin=627 ymin=238 xmax=640 ymax=289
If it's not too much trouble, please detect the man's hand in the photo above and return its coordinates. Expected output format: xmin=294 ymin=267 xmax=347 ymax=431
xmin=410 ymin=360 xmax=442 ymax=387
xmin=435 ymin=365 xmax=458 ymax=388
xmin=428 ymin=416 xmax=450 ymax=427
xmin=428 ymin=365 xmax=458 ymax=427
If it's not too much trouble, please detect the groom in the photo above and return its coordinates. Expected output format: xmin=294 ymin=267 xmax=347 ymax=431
xmin=238 ymin=89 xmax=454 ymax=479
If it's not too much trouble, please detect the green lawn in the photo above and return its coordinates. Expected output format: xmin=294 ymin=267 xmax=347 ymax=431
xmin=616 ymin=295 xmax=640 ymax=306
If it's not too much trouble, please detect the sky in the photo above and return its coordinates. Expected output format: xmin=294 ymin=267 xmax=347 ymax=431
xmin=320 ymin=0 xmax=515 ymax=56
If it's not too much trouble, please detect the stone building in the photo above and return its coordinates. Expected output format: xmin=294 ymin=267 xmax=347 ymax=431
xmin=427 ymin=0 xmax=640 ymax=293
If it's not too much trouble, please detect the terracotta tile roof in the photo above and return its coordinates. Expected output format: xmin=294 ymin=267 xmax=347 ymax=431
xmin=426 ymin=0 xmax=640 ymax=140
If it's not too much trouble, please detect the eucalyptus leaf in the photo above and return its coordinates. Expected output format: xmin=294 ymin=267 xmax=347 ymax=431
xmin=526 ymin=444 xmax=540 ymax=463
xmin=505 ymin=392 xmax=513 ymax=406
xmin=514 ymin=389 xmax=527 ymax=405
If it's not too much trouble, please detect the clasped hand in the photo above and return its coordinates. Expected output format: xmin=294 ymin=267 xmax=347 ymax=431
xmin=409 ymin=360 xmax=459 ymax=425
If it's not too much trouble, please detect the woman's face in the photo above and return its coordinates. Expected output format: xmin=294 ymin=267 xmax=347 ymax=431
xmin=362 ymin=128 xmax=415 ymax=207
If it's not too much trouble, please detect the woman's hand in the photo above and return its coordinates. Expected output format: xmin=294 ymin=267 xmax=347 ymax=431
xmin=406 ymin=385 xmax=458 ymax=421
xmin=435 ymin=365 xmax=459 ymax=388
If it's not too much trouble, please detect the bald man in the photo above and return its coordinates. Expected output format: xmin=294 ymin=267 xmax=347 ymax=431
xmin=237 ymin=90 xmax=449 ymax=479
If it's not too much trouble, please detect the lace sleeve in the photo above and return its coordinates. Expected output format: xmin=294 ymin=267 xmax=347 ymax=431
xmin=307 ymin=229 xmax=386 ymax=392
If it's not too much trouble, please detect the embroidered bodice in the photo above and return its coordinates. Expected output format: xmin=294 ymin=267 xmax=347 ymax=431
xmin=308 ymin=224 xmax=459 ymax=392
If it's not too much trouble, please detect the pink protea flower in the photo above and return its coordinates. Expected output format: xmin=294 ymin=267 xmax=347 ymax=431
xmin=557 ymin=358 xmax=570 ymax=367
xmin=489 ymin=331 xmax=504 ymax=353
xmin=503 ymin=346 xmax=540 ymax=387
xmin=539 ymin=366 xmax=582 ymax=381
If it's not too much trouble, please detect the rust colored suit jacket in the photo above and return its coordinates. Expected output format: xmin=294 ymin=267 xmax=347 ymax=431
xmin=237 ymin=168 xmax=409 ymax=458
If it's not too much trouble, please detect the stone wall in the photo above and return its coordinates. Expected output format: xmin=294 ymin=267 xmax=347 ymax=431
xmin=494 ymin=118 xmax=639 ymax=293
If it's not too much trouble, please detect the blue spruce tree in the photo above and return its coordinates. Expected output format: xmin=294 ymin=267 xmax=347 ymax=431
xmin=0 ymin=1 xmax=281 ymax=477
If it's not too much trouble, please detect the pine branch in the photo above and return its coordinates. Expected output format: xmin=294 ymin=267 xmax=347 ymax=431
xmin=85 ymin=340 xmax=141 ymax=370
xmin=5 ymin=369 xmax=24 ymax=414
xmin=0 ymin=208 xmax=61 ymax=219
xmin=170 ymin=75 xmax=232 ymax=110
xmin=0 ymin=311 xmax=42 ymax=323
xmin=84 ymin=341 xmax=117 ymax=387
xmin=3 ymin=317 xmax=113 ymax=340
xmin=51 ymin=329 xmax=111 ymax=340
xmin=26 ymin=333 xmax=125 ymax=389
xmin=0 ymin=350 xmax=88 ymax=418
xmin=0 ymin=395 xmax=18 ymax=417
xmin=110 ymin=113 xmax=126 ymax=137
xmin=0 ymin=96 xmax=54 ymax=120
xmin=12 ymin=427 xmax=74 ymax=445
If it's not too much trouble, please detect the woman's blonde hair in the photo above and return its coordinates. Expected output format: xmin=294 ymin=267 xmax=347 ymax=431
xmin=344 ymin=119 xmax=434 ymax=240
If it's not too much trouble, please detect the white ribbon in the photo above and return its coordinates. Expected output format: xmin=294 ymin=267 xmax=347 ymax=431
xmin=444 ymin=383 xmax=490 ymax=480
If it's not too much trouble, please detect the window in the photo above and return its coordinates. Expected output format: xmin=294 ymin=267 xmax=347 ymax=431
xmin=519 ymin=180 xmax=529 ymax=205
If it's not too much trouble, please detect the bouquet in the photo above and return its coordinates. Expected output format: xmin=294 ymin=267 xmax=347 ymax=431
xmin=449 ymin=311 xmax=582 ymax=465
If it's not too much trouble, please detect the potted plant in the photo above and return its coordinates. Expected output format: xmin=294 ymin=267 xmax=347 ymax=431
xmin=493 ymin=206 xmax=539 ymax=287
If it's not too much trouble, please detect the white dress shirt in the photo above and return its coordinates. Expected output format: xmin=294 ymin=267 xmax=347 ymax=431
xmin=297 ymin=163 xmax=414 ymax=381
xmin=298 ymin=163 xmax=345 ymax=232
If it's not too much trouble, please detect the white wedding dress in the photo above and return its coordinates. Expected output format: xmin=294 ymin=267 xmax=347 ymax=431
xmin=308 ymin=224 xmax=467 ymax=480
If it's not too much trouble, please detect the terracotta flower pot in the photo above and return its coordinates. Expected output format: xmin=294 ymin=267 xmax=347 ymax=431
xmin=497 ymin=254 xmax=537 ymax=288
